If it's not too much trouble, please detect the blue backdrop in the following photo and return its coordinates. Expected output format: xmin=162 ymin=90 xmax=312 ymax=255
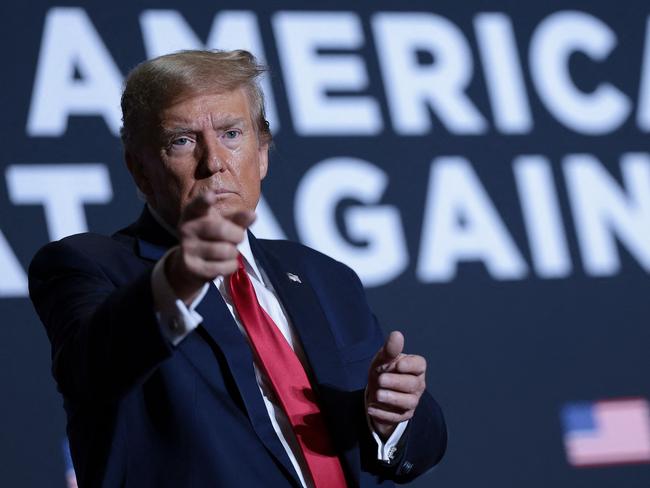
xmin=2 ymin=1 xmax=650 ymax=486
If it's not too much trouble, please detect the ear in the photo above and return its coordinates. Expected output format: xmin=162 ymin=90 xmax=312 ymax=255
xmin=258 ymin=142 xmax=269 ymax=180
xmin=125 ymin=150 xmax=153 ymax=198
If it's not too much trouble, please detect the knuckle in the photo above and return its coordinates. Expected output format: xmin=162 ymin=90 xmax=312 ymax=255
xmin=179 ymin=222 xmax=195 ymax=239
xmin=212 ymin=242 xmax=231 ymax=259
xmin=221 ymin=260 xmax=238 ymax=275
xmin=398 ymin=357 xmax=412 ymax=370
xmin=377 ymin=389 xmax=391 ymax=403
xmin=390 ymin=412 xmax=404 ymax=423
xmin=233 ymin=227 xmax=245 ymax=242
xmin=374 ymin=410 xmax=394 ymax=422
xmin=407 ymin=397 xmax=419 ymax=410
xmin=188 ymin=264 xmax=208 ymax=281
xmin=226 ymin=244 xmax=239 ymax=258
xmin=214 ymin=219 xmax=227 ymax=237
xmin=393 ymin=412 xmax=408 ymax=423
xmin=179 ymin=244 xmax=194 ymax=262
xmin=184 ymin=242 xmax=204 ymax=261
xmin=202 ymin=263 xmax=220 ymax=279
xmin=405 ymin=379 xmax=417 ymax=393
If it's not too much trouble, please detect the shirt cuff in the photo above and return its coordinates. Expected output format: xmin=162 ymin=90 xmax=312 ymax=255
xmin=151 ymin=247 xmax=208 ymax=346
xmin=370 ymin=419 xmax=409 ymax=462
xmin=365 ymin=386 xmax=410 ymax=462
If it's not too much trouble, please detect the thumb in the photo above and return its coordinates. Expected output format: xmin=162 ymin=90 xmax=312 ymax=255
xmin=374 ymin=331 xmax=404 ymax=371
xmin=228 ymin=210 xmax=256 ymax=229
xmin=383 ymin=331 xmax=404 ymax=360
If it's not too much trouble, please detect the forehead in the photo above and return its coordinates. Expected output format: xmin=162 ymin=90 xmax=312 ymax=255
xmin=159 ymin=87 xmax=254 ymax=128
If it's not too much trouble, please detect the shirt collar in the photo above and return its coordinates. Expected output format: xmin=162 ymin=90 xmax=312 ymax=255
xmin=238 ymin=232 xmax=263 ymax=283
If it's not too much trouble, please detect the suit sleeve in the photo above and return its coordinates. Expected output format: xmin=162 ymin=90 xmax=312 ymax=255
xmin=28 ymin=238 xmax=173 ymax=402
xmin=358 ymin=325 xmax=447 ymax=483
xmin=337 ymin=264 xmax=447 ymax=483
xmin=369 ymin=391 xmax=447 ymax=483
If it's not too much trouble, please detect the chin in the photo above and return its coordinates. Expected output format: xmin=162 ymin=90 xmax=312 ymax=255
xmin=212 ymin=200 xmax=247 ymax=218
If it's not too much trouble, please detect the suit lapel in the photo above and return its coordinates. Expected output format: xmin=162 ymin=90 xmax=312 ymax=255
xmin=249 ymin=236 xmax=347 ymax=389
xmin=190 ymin=285 xmax=302 ymax=486
xmin=249 ymin=234 xmax=362 ymax=484
xmin=130 ymin=207 xmax=301 ymax=487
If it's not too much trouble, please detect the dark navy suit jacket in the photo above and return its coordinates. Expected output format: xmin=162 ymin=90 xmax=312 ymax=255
xmin=29 ymin=207 xmax=446 ymax=487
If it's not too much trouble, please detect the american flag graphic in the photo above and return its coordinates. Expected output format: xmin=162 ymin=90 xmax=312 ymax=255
xmin=561 ymin=397 xmax=650 ymax=467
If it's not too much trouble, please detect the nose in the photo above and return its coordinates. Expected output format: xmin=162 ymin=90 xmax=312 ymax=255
xmin=200 ymin=136 xmax=226 ymax=176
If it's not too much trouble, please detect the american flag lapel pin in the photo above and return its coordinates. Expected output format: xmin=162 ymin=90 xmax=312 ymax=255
xmin=286 ymin=272 xmax=302 ymax=284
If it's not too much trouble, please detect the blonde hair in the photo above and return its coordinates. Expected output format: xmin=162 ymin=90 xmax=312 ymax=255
xmin=120 ymin=49 xmax=272 ymax=151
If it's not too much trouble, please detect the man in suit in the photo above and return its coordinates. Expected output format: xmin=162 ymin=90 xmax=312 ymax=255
xmin=29 ymin=49 xmax=446 ymax=487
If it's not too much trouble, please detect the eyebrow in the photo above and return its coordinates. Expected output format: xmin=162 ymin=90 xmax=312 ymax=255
xmin=160 ymin=126 xmax=194 ymax=137
xmin=210 ymin=115 xmax=247 ymax=130
xmin=160 ymin=116 xmax=247 ymax=138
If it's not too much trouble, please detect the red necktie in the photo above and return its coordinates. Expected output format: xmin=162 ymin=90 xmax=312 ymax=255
xmin=228 ymin=255 xmax=348 ymax=488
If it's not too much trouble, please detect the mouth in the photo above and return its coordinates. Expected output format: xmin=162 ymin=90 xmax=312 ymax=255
xmin=211 ymin=188 xmax=236 ymax=196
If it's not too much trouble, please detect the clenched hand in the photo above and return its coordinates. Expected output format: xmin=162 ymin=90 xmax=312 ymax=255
xmin=366 ymin=331 xmax=427 ymax=439
xmin=165 ymin=192 xmax=255 ymax=304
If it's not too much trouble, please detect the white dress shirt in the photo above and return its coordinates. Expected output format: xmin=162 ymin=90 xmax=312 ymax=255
xmin=149 ymin=212 xmax=407 ymax=487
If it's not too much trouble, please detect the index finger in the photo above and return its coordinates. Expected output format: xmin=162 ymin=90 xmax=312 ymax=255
xmin=395 ymin=355 xmax=427 ymax=376
xmin=197 ymin=216 xmax=247 ymax=244
xmin=182 ymin=192 xmax=218 ymax=221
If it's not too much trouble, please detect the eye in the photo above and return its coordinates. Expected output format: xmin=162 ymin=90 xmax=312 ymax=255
xmin=223 ymin=129 xmax=241 ymax=139
xmin=172 ymin=136 xmax=192 ymax=146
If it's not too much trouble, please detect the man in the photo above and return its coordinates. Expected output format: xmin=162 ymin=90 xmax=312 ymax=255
xmin=29 ymin=49 xmax=446 ymax=487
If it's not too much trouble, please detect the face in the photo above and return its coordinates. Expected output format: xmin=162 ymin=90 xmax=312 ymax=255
xmin=127 ymin=87 xmax=269 ymax=226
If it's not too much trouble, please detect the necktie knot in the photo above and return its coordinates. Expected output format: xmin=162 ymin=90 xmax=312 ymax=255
xmin=236 ymin=253 xmax=246 ymax=272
